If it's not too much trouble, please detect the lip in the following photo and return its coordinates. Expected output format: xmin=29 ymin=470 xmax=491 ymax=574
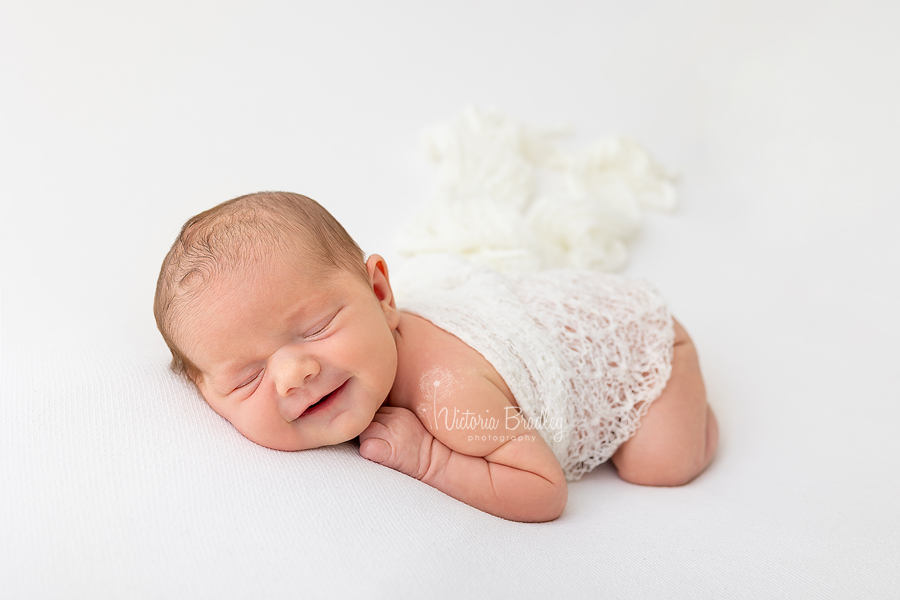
xmin=299 ymin=379 xmax=348 ymax=418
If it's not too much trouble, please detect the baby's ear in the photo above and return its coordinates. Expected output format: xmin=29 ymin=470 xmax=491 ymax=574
xmin=366 ymin=254 xmax=400 ymax=329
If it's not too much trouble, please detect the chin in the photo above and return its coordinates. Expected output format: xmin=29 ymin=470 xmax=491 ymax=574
xmin=333 ymin=413 xmax=376 ymax=445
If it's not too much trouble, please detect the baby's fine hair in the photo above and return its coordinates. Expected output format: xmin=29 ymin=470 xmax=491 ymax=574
xmin=154 ymin=191 xmax=367 ymax=382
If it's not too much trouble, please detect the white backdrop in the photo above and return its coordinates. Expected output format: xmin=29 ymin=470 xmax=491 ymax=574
xmin=2 ymin=1 xmax=899 ymax=598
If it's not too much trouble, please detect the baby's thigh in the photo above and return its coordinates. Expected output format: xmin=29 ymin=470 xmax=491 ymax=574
xmin=610 ymin=319 xmax=717 ymax=486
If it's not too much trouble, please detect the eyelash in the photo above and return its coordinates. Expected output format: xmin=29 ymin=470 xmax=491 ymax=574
xmin=304 ymin=315 xmax=336 ymax=339
xmin=236 ymin=371 xmax=262 ymax=390
xmin=306 ymin=325 xmax=327 ymax=338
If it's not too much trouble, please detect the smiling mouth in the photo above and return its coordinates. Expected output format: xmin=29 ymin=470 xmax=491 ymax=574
xmin=301 ymin=380 xmax=347 ymax=417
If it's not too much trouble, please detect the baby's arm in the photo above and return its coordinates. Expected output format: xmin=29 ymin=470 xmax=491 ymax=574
xmin=359 ymin=374 xmax=567 ymax=522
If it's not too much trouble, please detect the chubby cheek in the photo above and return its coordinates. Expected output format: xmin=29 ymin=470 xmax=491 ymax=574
xmin=236 ymin=408 xmax=308 ymax=451
xmin=207 ymin=391 xmax=283 ymax=449
xmin=375 ymin=321 xmax=400 ymax=368
xmin=198 ymin=387 xmax=235 ymax=425
xmin=379 ymin=346 xmax=400 ymax=391
xmin=335 ymin=325 xmax=398 ymax=387
xmin=363 ymin=330 xmax=399 ymax=395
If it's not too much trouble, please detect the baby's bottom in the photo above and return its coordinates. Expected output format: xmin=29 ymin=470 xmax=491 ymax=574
xmin=611 ymin=318 xmax=719 ymax=486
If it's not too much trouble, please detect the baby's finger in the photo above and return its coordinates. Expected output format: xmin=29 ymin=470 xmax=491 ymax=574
xmin=359 ymin=437 xmax=391 ymax=464
xmin=369 ymin=410 xmax=395 ymax=426
xmin=371 ymin=406 xmax=408 ymax=425
xmin=359 ymin=418 xmax=390 ymax=443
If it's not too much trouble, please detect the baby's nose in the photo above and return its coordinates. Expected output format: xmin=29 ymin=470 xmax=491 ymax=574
xmin=271 ymin=346 xmax=321 ymax=399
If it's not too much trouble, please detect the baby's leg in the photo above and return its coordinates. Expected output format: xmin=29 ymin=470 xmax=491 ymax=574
xmin=611 ymin=319 xmax=718 ymax=486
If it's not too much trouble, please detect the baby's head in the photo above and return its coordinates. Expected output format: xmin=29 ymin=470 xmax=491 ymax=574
xmin=155 ymin=191 xmax=401 ymax=450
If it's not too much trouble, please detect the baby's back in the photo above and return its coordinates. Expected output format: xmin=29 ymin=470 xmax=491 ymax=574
xmin=395 ymin=256 xmax=675 ymax=480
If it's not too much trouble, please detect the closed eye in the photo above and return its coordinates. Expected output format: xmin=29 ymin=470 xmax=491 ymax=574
xmin=235 ymin=371 xmax=262 ymax=391
xmin=304 ymin=309 xmax=341 ymax=339
xmin=306 ymin=323 xmax=330 ymax=338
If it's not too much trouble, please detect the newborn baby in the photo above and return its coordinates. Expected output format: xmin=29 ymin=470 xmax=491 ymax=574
xmin=154 ymin=191 xmax=718 ymax=522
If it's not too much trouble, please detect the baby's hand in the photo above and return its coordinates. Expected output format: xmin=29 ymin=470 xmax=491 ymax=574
xmin=359 ymin=406 xmax=434 ymax=480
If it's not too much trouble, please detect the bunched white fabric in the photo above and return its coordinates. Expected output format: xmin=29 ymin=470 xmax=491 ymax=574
xmin=396 ymin=107 xmax=678 ymax=273
xmin=396 ymin=254 xmax=674 ymax=481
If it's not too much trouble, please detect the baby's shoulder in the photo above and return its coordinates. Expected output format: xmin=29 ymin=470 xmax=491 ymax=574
xmin=389 ymin=312 xmax=518 ymax=443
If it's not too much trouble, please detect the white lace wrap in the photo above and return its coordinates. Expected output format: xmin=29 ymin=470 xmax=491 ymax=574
xmin=394 ymin=254 xmax=674 ymax=481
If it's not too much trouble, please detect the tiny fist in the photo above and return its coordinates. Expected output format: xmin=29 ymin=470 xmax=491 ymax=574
xmin=360 ymin=438 xmax=391 ymax=464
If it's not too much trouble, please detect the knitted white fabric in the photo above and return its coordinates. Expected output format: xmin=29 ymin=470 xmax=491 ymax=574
xmin=395 ymin=254 xmax=674 ymax=481
xmin=395 ymin=107 xmax=677 ymax=273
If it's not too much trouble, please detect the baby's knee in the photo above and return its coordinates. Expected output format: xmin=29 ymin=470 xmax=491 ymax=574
xmin=666 ymin=409 xmax=718 ymax=485
xmin=612 ymin=318 xmax=718 ymax=487
xmin=614 ymin=407 xmax=718 ymax=487
xmin=615 ymin=451 xmax=701 ymax=487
